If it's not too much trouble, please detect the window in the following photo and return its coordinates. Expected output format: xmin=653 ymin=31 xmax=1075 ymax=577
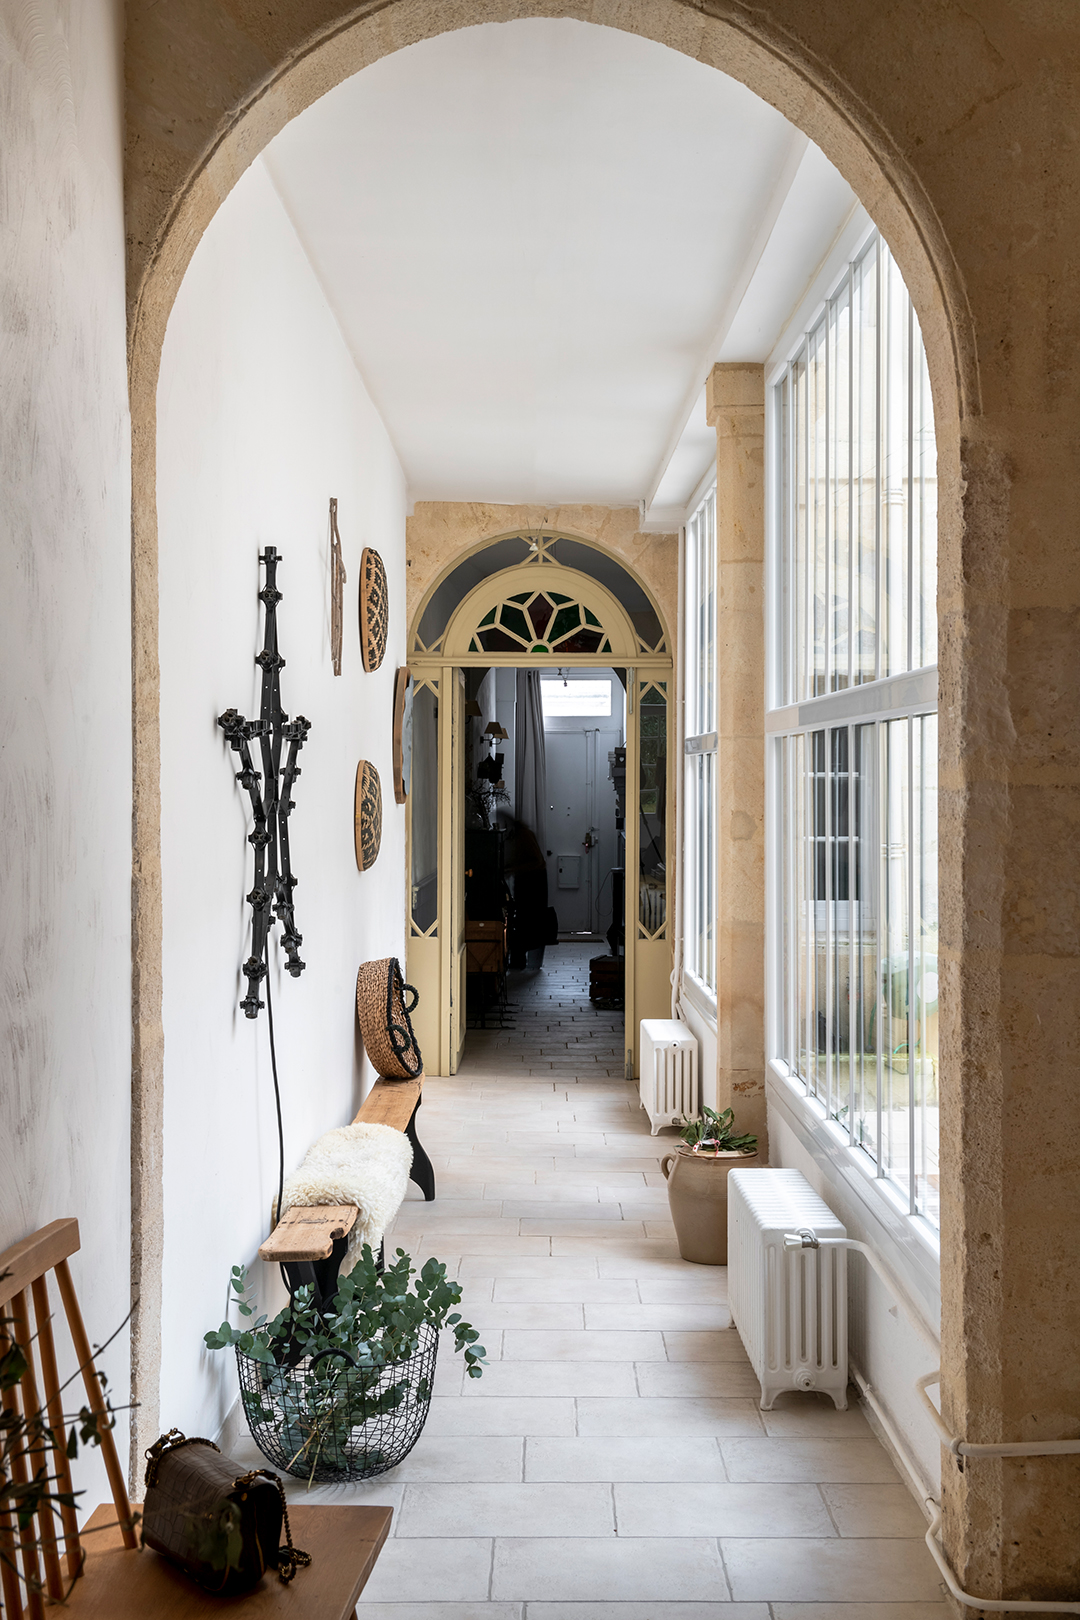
xmin=769 ymin=232 xmax=939 ymax=1229
xmin=683 ymin=487 xmax=717 ymax=999
xmin=540 ymin=678 xmax=613 ymax=719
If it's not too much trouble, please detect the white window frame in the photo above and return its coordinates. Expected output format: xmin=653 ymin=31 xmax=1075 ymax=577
xmin=682 ymin=483 xmax=718 ymax=1008
xmin=765 ymin=227 xmax=940 ymax=1256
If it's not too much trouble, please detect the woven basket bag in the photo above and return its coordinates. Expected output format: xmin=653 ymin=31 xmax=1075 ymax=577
xmin=356 ymin=956 xmax=424 ymax=1079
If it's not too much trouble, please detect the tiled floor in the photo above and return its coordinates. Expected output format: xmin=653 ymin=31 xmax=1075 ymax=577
xmin=238 ymin=944 xmax=946 ymax=1617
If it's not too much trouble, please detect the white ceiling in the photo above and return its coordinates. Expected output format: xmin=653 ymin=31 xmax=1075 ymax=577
xmin=264 ymin=19 xmax=857 ymax=513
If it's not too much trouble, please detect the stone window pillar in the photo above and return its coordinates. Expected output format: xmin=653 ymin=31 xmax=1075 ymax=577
xmin=706 ymin=362 xmax=766 ymax=1153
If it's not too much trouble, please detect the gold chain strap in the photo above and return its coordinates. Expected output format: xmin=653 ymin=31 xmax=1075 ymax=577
xmin=144 ymin=1427 xmax=220 ymax=1488
xmin=236 ymin=1470 xmax=312 ymax=1584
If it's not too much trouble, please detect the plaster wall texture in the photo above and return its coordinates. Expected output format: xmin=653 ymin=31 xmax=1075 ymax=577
xmin=0 ymin=0 xmax=132 ymax=1508
xmin=155 ymin=157 xmax=408 ymax=1446
xmin=406 ymin=501 xmax=677 ymax=649
xmin=119 ymin=0 xmax=1080 ymax=1599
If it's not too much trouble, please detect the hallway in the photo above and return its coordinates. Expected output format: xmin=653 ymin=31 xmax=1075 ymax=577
xmin=465 ymin=942 xmax=625 ymax=1080
xmin=237 ymin=944 xmax=945 ymax=1614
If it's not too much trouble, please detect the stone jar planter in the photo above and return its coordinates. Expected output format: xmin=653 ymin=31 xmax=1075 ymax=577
xmin=660 ymin=1145 xmax=760 ymax=1264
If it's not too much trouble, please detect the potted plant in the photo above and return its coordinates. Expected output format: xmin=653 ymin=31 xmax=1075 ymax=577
xmin=661 ymin=1106 xmax=759 ymax=1264
xmin=205 ymin=1245 xmax=485 ymax=1484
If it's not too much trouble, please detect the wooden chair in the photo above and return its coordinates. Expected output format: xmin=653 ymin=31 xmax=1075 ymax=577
xmin=0 ymin=1219 xmax=391 ymax=1619
xmin=258 ymin=1075 xmax=435 ymax=1299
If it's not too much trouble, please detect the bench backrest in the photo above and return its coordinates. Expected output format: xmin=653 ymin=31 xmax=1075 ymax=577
xmin=0 ymin=1219 xmax=135 ymax=1618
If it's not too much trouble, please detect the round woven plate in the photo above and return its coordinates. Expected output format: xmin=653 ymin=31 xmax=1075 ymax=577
xmin=358 ymin=547 xmax=389 ymax=672
xmin=354 ymin=760 xmax=383 ymax=871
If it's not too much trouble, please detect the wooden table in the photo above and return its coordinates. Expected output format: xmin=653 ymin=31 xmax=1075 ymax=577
xmin=74 ymin=1503 xmax=392 ymax=1618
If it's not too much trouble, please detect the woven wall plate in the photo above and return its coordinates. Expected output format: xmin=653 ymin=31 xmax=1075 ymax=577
xmin=358 ymin=547 xmax=389 ymax=672
xmin=392 ymin=665 xmax=413 ymax=805
xmin=354 ymin=760 xmax=383 ymax=871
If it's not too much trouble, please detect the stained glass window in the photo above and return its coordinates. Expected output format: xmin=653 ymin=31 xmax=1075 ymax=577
xmin=467 ymin=588 xmax=613 ymax=656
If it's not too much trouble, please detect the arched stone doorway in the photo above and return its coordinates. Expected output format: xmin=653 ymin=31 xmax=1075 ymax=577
xmin=125 ymin=3 xmax=1069 ymax=1606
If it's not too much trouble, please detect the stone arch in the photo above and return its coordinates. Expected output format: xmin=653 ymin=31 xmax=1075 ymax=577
xmin=127 ymin=0 xmax=985 ymax=1576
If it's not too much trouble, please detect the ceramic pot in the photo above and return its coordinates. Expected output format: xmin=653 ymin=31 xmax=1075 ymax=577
xmin=660 ymin=1144 xmax=760 ymax=1264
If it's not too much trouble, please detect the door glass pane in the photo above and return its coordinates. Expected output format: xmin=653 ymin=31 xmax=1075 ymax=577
xmin=639 ymin=684 xmax=667 ymax=934
xmin=410 ymin=683 xmax=439 ymax=933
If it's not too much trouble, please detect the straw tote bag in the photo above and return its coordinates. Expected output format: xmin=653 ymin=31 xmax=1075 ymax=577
xmin=356 ymin=956 xmax=423 ymax=1079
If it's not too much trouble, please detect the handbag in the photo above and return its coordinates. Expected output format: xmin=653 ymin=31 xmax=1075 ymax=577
xmin=142 ymin=1428 xmax=311 ymax=1594
xmin=355 ymin=956 xmax=424 ymax=1078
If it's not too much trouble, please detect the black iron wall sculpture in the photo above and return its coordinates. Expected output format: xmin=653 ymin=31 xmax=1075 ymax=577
xmin=218 ymin=548 xmax=311 ymax=1018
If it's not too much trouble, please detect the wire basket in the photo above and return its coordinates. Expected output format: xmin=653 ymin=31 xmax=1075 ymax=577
xmin=236 ymin=1321 xmax=438 ymax=1483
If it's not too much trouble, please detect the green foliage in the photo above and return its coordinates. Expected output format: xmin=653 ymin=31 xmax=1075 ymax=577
xmin=1 ymin=1270 xmax=133 ymax=1599
xmin=678 ymin=1105 xmax=757 ymax=1155
xmin=204 ymin=1248 xmax=487 ymax=1481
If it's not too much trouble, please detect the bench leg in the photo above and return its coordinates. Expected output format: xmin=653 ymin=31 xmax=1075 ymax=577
xmin=406 ymin=1096 xmax=436 ymax=1202
xmin=282 ymin=1232 xmax=349 ymax=1318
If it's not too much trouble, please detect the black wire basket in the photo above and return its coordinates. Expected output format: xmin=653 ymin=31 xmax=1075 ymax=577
xmin=236 ymin=1321 xmax=438 ymax=1483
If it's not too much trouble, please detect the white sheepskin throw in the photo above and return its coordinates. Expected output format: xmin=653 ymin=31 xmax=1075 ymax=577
xmin=280 ymin=1122 xmax=413 ymax=1275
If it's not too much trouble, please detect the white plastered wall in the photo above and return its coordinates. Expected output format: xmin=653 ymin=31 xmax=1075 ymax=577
xmin=156 ymin=158 xmax=408 ymax=1438
xmin=0 ymin=0 xmax=132 ymax=1510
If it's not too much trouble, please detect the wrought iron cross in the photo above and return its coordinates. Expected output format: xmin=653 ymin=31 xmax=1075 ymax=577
xmin=218 ymin=548 xmax=311 ymax=1018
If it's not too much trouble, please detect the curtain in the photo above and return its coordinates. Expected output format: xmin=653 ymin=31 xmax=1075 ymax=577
xmin=514 ymin=669 xmax=547 ymax=848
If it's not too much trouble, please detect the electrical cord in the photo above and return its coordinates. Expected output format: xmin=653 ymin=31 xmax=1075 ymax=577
xmin=263 ymin=939 xmax=294 ymax=1311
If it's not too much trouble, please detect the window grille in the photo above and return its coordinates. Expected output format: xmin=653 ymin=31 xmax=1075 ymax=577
xmin=768 ymin=231 xmax=939 ymax=1230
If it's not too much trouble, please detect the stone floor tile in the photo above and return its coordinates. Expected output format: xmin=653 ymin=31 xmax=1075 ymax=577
xmin=457 ymin=1255 xmax=599 ymax=1278
xmin=616 ymin=1480 xmax=835 ymax=1538
xmin=388 ymin=1432 xmax=523 ymax=1482
xmin=577 ymin=1399 xmax=764 ymax=1437
xmin=423 ymin=1396 xmax=576 ymax=1436
xmin=662 ymin=1331 xmax=754 ymax=1362
xmin=466 ymin=1302 xmax=585 ymax=1331
xmin=525 ymin=1608 xmax=766 ymax=1619
xmin=720 ymin=1439 xmax=902 ymax=1483
xmin=357 ymin=1607 xmax=522 ymax=1620
xmin=493 ymin=1278 xmax=638 ymax=1304
xmin=462 ymin=1360 xmax=639 ymax=1397
xmin=760 ymin=1394 xmax=872 ymax=1436
xmin=356 ymin=1539 xmax=492 ymax=1602
xmin=720 ymin=1537 xmax=944 ymax=1603
xmin=525 ymin=1436 xmax=727 ymax=1483
xmin=636 ymin=1362 xmax=763 ymax=1399
xmin=821 ymin=1482 xmax=932 ymax=1537
xmin=396 ymin=1481 xmax=615 ymax=1538
xmin=770 ymin=1606 xmax=947 ymax=1618
xmin=501 ymin=1201 xmax=623 ymax=1220
xmin=502 ymin=1329 xmax=666 ymax=1361
xmin=637 ymin=1277 xmax=729 ymax=1303
xmin=585 ymin=1303 xmax=730 ymax=1331
xmin=491 ymin=1537 xmax=727 ymax=1601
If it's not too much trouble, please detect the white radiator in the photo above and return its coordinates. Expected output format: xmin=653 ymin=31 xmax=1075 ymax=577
xmin=638 ymin=1019 xmax=697 ymax=1135
xmin=727 ymin=1167 xmax=849 ymax=1411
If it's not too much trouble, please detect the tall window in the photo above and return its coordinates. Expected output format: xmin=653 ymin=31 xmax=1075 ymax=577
xmin=683 ymin=487 xmax=717 ymax=999
xmin=769 ymin=232 xmax=939 ymax=1229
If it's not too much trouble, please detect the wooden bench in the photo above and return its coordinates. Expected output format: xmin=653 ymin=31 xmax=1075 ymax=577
xmin=258 ymin=1075 xmax=435 ymax=1305
xmin=0 ymin=1219 xmax=392 ymax=1620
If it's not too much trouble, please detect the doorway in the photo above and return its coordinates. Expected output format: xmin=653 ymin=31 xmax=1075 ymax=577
xmin=406 ymin=541 xmax=673 ymax=1079
xmin=459 ymin=665 xmax=629 ymax=1073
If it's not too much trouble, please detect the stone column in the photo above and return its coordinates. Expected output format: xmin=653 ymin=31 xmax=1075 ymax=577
xmin=706 ymin=363 xmax=767 ymax=1152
